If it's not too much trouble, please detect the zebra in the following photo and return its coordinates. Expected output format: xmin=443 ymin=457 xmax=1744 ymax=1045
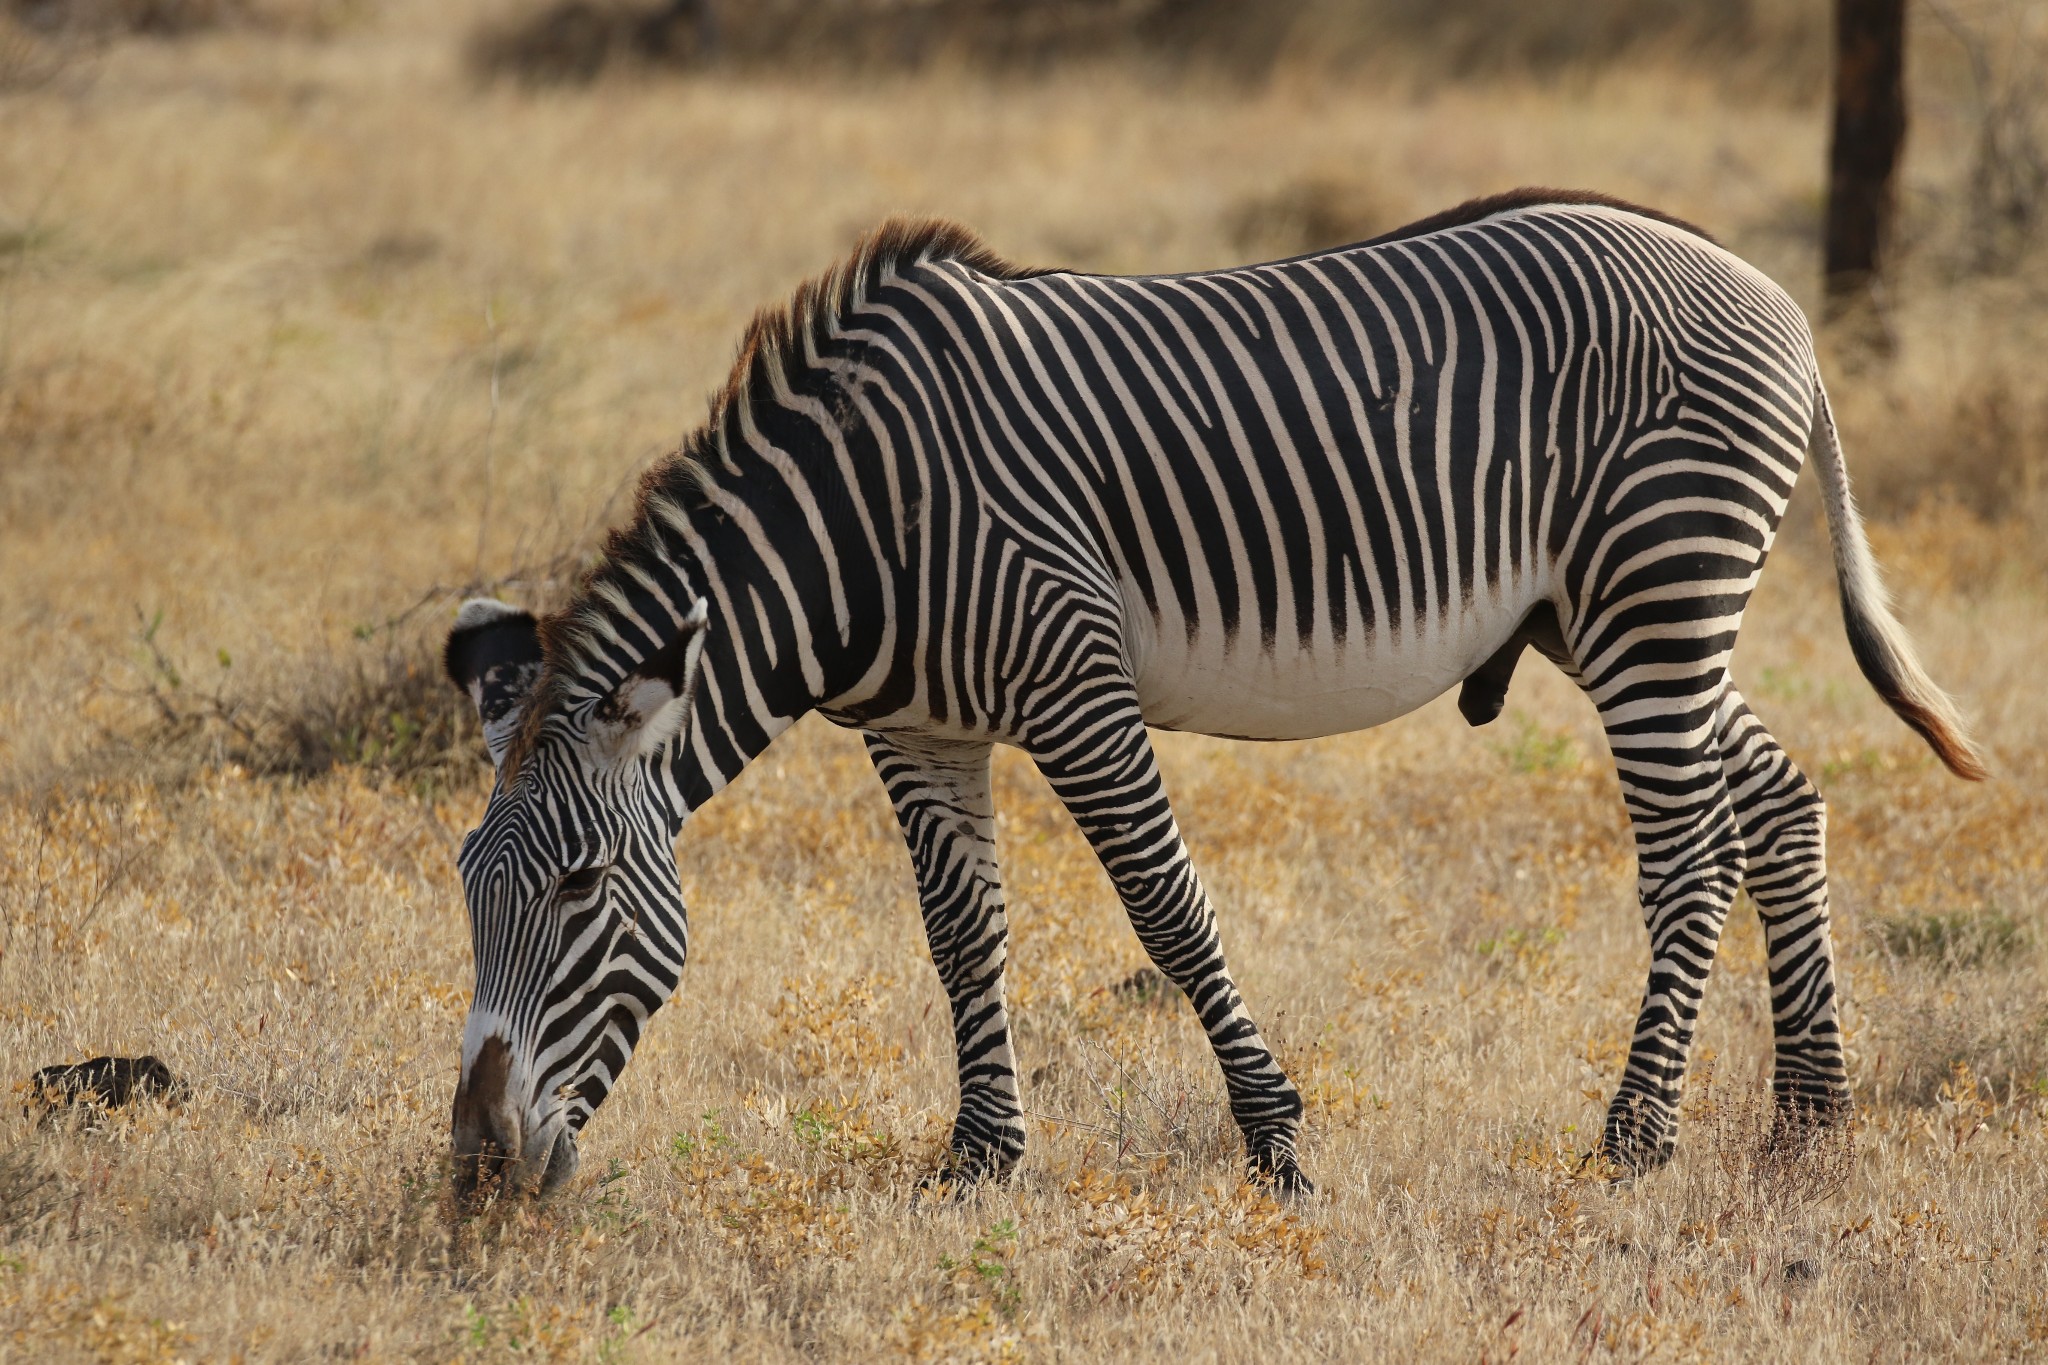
xmin=442 ymin=189 xmax=1984 ymax=1200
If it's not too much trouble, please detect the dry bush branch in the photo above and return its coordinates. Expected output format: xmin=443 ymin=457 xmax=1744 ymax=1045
xmin=54 ymin=548 xmax=591 ymax=793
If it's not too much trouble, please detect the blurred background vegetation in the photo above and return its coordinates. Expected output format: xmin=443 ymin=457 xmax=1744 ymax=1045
xmin=1 ymin=0 xmax=2042 ymax=785
xmin=455 ymin=0 xmax=1836 ymax=88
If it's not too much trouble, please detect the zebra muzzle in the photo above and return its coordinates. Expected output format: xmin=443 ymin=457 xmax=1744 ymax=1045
xmin=451 ymin=1035 xmax=522 ymax=1199
xmin=450 ymin=1036 xmax=582 ymax=1199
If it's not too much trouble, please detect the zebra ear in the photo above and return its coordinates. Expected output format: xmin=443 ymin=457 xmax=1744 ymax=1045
xmin=445 ymin=598 xmax=543 ymax=772
xmin=587 ymin=600 xmax=711 ymax=765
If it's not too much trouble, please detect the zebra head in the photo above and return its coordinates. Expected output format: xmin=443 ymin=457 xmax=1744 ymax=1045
xmin=441 ymin=596 xmax=710 ymax=1198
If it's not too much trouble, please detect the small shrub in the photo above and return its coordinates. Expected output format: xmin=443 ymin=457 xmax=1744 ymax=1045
xmin=1862 ymin=988 xmax=2048 ymax=1109
xmin=1874 ymin=909 xmax=2029 ymax=971
xmin=1846 ymin=377 xmax=2048 ymax=527
xmin=0 ymin=12 xmax=68 ymax=87
xmin=5 ymin=0 xmax=244 ymax=38
xmin=1108 ymin=966 xmax=1183 ymax=1010
xmin=59 ymin=547 xmax=589 ymax=793
xmin=88 ymin=609 xmax=482 ymax=789
xmin=0 ymin=1144 xmax=62 ymax=1235
xmin=467 ymin=0 xmax=720 ymax=87
xmin=1689 ymin=1068 xmax=1854 ymax=1216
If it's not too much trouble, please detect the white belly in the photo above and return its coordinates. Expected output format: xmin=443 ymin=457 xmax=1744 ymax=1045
xmin=1128 ymin=583 xmax=1549 ymax=741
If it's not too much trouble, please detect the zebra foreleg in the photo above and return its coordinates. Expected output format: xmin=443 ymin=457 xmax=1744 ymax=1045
xmin=1026 ymin=694 xmax=1311 ymax=1196
xmin=1715 ymin=688 xmax=1852 ymax=1138
xmin=864 ymin=732 xmax=1026 ymax=1187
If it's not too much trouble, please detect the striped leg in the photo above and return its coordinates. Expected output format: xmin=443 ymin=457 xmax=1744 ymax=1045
xmin=1558 ymin=430 xmax=1794 ymax=1169
xmin=865 ymin=732 xmax=1025 ymax=1184
xmin=1715 ymin=688 xmax=1851 ymax=1131
xmin=1592 ymin=675 xmax=1748 ymax=1171
xmin=1025 ymin=691 xmax=1310 ymax=1195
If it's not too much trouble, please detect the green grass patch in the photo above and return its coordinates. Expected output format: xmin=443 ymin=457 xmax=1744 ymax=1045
xmin=1874 ymin=909 xmax=2030 ymax=970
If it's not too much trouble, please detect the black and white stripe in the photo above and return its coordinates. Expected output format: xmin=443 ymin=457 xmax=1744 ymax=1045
xmin=444 ymin=191 xmax=1982 ymax=1195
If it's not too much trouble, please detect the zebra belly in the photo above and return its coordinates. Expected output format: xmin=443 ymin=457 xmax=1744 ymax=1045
xmin=1128 ymin=590 xmax=1550 ymax=741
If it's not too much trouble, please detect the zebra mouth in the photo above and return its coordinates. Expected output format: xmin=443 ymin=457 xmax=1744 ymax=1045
xmin=451 ymin=1127 xmax=521 ymax=1205
xmin=451 ymin=1110 xmax=578 ymax=1202
xmin=452 ymin=1144 xmax=513 ymax=1203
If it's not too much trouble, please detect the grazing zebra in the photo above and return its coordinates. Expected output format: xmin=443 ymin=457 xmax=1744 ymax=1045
xmin=443 ymin=190 xmax=1983 ymax=1199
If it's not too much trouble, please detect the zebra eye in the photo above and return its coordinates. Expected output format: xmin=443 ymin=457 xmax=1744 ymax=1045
xmin=557 ymin=867 xmax=607 ymax=902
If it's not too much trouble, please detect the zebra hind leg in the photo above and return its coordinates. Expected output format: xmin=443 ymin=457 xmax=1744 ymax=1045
xmin=863 ymin=732 xmax=1026 ymax=1190
xmin=1715 ymin=688 xmax=1852 ymax=1140
xmin=1585 ymin=674 xmax=1749 ymax=1175
xmin=1026 ymin=695 xmax=1311 ymax=1196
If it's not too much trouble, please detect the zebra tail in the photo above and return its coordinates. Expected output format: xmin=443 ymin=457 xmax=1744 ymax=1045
xmin=1809 ymin=380 xmax=1989 ymax=780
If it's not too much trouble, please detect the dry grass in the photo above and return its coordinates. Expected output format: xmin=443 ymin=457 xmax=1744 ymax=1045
xmin=3 ymin=4 xmax=2048 ymax=1360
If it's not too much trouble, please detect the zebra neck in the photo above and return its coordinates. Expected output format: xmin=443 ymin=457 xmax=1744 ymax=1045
xmin=644 ymin=476 xmax=882 ymax=826
xmin=654 ymin=610 xmax=803 ymax=824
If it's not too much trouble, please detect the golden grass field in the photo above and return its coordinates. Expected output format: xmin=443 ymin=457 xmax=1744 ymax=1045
xmin=3 ymin=2 xmax=2047 ymax=1359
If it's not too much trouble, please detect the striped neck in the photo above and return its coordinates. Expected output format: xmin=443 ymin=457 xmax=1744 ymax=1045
xmin=526 ymin=230 xmax=964 ymax=818
xmin=537 ymin=438 xmax=889 ymax=830
xmin=653 ymin=500 xmax=816 ymax=824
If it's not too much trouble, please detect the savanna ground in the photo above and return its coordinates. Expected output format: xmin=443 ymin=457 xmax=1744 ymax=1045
xmin=4 ymin=1 xmax=2048 ymax=1358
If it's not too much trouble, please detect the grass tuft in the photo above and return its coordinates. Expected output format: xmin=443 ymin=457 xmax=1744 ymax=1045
xmin=1874 ymin=908 xmax=2030 ymax=971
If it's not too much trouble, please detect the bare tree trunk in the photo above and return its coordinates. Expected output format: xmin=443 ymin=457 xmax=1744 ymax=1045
xmin=1824 ymin=0 xmax=1909 ymax=344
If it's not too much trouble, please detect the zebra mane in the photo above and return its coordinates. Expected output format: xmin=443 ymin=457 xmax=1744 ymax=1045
xmin=699 ymin=216 xmax=1046 ymax=462
xmin=1359 ymin=187 xmax=1717 ymax=249
xmin=506 ymin=218 xmax=1044 ymax=773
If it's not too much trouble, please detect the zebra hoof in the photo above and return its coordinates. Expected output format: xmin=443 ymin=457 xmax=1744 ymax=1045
xmin=912 ymin=1171 xmax=977 ymax=1207
xmin=1765 ymin=1093 xmax=1856 ymax=1177
xmin=1770 ymin=1087 xmax=1853 ymax=1141
xmin=1598 ymin=1092 xmax=1678 ymax=1176
xmin=1247 ymin=1151 xmax=1315 ymax=1202
xmin=912 ymin=1148 xmax=1013 ymax=1205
